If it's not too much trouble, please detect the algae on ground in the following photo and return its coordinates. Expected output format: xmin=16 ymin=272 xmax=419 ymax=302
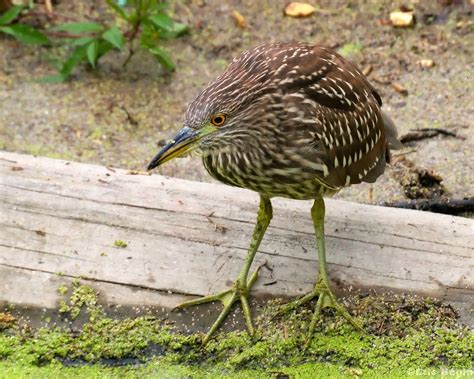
xmin=0 ymin=281 xmax=472 ymax=378
xmin=114 ymin=239 xmax=128 ymax=248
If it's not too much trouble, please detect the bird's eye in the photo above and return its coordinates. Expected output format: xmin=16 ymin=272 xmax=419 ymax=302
xmin=210 ymin=114 xmax=226 ymax=126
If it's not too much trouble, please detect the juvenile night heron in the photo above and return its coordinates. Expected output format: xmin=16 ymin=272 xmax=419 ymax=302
xmin=147 ymin=42 xmax=402 ymax=343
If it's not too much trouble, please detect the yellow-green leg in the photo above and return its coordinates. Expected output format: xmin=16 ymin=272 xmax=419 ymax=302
xmin=283 ymin=196 xmax=362 ymax=340
xmin=174 ymin=195 xmax=273 ymax=344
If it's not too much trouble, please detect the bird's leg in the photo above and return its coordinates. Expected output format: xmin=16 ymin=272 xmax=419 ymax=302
xmin=281 ymin=196 xmax=362 ymax=338
xmin=174 ymin=195 xmax=273 ymax=344
xmin=307 ymin=196 xmax=362 ymax=335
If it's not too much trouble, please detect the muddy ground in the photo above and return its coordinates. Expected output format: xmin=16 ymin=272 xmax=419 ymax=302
xmin=0 ymin=0 xmax=473 ymax=206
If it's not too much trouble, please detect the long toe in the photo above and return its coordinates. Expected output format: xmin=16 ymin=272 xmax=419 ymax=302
xmin=305 ymin=289 xmax=363 ymax=346
xmin=280 ymin=281 xmax=363 ymax=343
xmin=173 ymin=268 xmax=261 ymax=344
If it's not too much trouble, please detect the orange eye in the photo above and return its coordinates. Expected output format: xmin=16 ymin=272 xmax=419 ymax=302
xmin=210 ymin=114 xmax=226 ymax=126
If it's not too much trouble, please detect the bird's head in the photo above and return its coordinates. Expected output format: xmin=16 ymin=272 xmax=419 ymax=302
xmin=147 ymin=46 xmax=277 ymax=171
xmin=146 ymin=109 xmax=229 ymax=171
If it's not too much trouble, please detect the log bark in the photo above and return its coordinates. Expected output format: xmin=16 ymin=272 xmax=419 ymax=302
xmin=0 ymin=152 xmax=473 ymax=326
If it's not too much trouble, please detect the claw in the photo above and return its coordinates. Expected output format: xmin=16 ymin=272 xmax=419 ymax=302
xmin=173 ymin=267 xmax=262 ymax=344
xmin=279 ymin=278 xmax=363 ymax=348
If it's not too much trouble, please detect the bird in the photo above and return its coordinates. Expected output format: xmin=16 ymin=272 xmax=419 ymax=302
xmin=147 ymin=42 xmax=402 ymax=343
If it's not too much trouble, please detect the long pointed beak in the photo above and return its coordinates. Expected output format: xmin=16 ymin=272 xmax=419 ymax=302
xmin=147 ymin=127 xmax=199 ymax=170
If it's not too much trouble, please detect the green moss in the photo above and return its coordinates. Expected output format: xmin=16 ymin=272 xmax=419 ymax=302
xmin=114 ymin=240 xmax=128 ymax=248
xmin=0 ymin=360 xmax=272 ymax=378
xmin=1 ymin=360 xmax=472 ymax=378
xmin=57 ymin=285 xmax=68 ymax=296
xmin=338 ymin=42 xmax=364 ymax=59
xmin=58 ymin=280 xmax=102 ymax=321
xmin=0 ymin=283 xmax=472 ymax=377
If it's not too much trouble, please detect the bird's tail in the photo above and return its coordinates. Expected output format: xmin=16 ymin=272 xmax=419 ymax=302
xmin=356 ymin=110 xmax=403 ymax=183
xmin=382 ymin=111 xmax=403 ymax=151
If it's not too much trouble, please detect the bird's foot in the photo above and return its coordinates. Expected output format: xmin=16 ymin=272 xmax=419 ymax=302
xmin=173 ymin=267 xmax=261 ymax=344
xmin=279 ymin=277 xmax=363 ymax=345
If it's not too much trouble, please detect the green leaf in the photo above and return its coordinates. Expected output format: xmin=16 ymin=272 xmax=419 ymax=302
xmin=148 ymin=46 xmax=175 ymax=71
xmin=149 ymin=13 xmax=174 ymax=32
xmin=160 ymin=21 xmax=188 ymax=39
xmin=106 ymin=0 xmax=129 ymax=20
xmin=87 ymin=40 xmax=99 ymax=68
xmin=52 ymin=22 xmax=103 ymax=34
xmin=153 ymin=3 xmax=169 ymax=13
xmin=102 ymin=26 xmax=124 ymax=50
xmin=69 ymin=36 xmax=96 ymax=46
xmin=0 ymin=24 xmax=49 ymax=45
xmin=137 ymin=0 xmax=158 ymax=14
xmin=148 ymin=14 xmax=188 ymax=39
xmin=43 ymin=55 xmax=64 ymax=71
xmin=139 ymin=25 xmax=155 ymax=49
xmin=170 ymin=22 xmax=188 ymax=36
xmin=0 ymin=5 xmax=24 ymax=26
xmin=60 ymin=44 xmax=89 ymax=78
xmin=97 ymin=39 xmax=114 ymax=58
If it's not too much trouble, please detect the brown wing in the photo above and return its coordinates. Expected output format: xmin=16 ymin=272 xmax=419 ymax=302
xmin=268 ymin=43 xmax=389 ymax=188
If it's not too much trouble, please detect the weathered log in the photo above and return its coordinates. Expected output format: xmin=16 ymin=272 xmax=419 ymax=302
xmin=0 ymin=152 xmax=473 ymax=326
